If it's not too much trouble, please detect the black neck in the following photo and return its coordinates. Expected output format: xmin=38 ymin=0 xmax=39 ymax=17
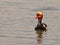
xmin=38 ymin=19 xmax=42 ymax=25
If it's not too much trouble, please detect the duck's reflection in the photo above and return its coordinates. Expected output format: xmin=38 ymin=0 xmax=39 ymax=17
xmin=36 ymin=30 xmax=47 ymax=44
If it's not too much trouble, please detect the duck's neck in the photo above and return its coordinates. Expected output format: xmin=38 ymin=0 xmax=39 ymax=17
xmin=38 ymin=19 xmax=42 ymax=25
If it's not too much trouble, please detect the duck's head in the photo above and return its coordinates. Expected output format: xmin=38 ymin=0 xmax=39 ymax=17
xmin=35 ymin=12 xmax=43 ymax=19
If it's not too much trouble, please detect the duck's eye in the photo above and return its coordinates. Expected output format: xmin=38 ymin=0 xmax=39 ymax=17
xmin=37 ymin=14 xmax=40 ymax=16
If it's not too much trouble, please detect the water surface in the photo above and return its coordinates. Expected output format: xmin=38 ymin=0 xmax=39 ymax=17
xmin=0 ymin=0 xmax=60 ymax=45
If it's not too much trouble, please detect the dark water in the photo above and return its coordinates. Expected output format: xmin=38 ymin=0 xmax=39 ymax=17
xmin=0 ymin=0 xmax=60 ymax=45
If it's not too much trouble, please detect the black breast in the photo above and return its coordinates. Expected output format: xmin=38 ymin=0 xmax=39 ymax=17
xmin=35 ymin=23 xmax=47 ymax=31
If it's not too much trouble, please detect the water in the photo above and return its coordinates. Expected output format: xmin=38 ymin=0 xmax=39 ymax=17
xmin=0 ymin=0 xmax=60 ymax=45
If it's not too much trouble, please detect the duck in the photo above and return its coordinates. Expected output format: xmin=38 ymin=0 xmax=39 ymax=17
xmin=34 ymin=12 xmax=47 ymax=31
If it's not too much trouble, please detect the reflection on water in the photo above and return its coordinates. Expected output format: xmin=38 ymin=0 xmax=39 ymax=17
xmin=35 ymin=30 xmax=47 ymax=44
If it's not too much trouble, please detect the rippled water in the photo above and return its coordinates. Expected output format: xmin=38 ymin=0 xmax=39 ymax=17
xmin=0 ymin=0 xmax=60 ymax=45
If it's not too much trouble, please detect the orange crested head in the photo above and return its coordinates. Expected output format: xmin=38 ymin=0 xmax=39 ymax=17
xmin=35 ymin=12 xmax=43 ymax=19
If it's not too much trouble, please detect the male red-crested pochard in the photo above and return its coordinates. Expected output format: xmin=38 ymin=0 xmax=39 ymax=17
xmin=34 ymin=12 xmax=47 ymax=31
